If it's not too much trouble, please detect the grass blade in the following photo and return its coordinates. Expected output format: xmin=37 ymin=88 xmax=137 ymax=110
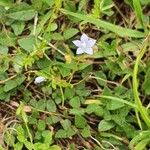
xmin=133 ymin=0 xmax=144 ymax=29
xmin=129 ymin=131 xmax=150 ymax=149
xmin=132 ymin=34 xmax=150 ymax=128
xmin=61 ymin=9 xmax=145 ymax=38
xmin=96 ymin=95 xmax=138 ymax=109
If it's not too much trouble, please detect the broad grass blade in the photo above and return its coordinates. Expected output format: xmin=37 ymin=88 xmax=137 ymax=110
xmin=61 ymin=9 xmax=145 ymax=38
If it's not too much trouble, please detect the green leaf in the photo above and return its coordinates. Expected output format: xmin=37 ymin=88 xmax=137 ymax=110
xmin=0 ymin=86 xmax=7 ymax=100
xmin=14 ymin=142 xmax=23 ymax=150
xmin=64 ymin=87 xmax=75 ymax=99
xmin=4 ymin=131 xmax=15 ymax=147
xmin=81 ymin=125 xmax=91 ymax=138
xmin=63 ymin=28 xmax=79 ymax=40
xmin=31 ymin=0 xmax=43 ymax=10
xmin=42 ymin=0 xmax=55 ymax=7
xmin=55 ymin=128 xmax=76 ymax=139
xmin=35 ymin=131 xmax=42 ymax=140
xmin=121 ymin=42 xmax=140 ymax=52
xmin=6 ymin=3 xmax=35 ymax=21
xmin=16 ymin=125 xmax=26 ymax=143
xmin=57 ymin=62 xmax=77 ymax=77
xmin=98 ymin=120 xmax=115 ymax=132
xmin=38 ymin=120 xmax=46 ymax=131
xmin=106 ymin=99 xmax=125 ymax=110
xmin=11 ymin=21 xmax=25 ymax=36
xmin=55 ymin=129 xmax=67 ymax=138
xmin=78 ymin=63 xmax=90 ymax=71
xmin=3 ymin=74 xmax=26 ymax=92
xmin=60 ymin=119 xmax=71 ymax=130
xmin=48 ymin=23 xmax=58 ymax=32
xmin=86 ymin=104 xmax=104 ymax=117
xmin=69 ymin=96 xmax=81 ymax=108
xmin=0 ymin=6 xmax=6 ymax=19
xmin=46 ymin=116 xmax=61 ymax=125
xmin=35 ymin=99 xmax=46 ymax=110
xmin=51 ymin=33 xmax=64 ymax=41
xmin=18 ymin=36 xmax=36 ymax=52
xmin=22 ymin=110 xmax=28 ymax=123
xmin=100 ymin=0 xmax=114 ymax=12
xmin=94 ymin=71 xmax=107 ymax=86
xmin=24 ymin=141 xmax=34 ymax=150
xmin=46 ymin=100 xmax=56 ymax=112
xmin=61 ymin=9 xmax=145 ymax=38
xmin=70 ymin=108 xmax=85 ymax=115
xmin=75 ymin=115 xmax=87 ymax=128
xmin=63 ymin=0 xmax=76 ymax=12
xmin=76 ymin=89 xmax=91 ymax=97
xmin=28 ymin=116 xmax=37 ymax=125
xmin=0 ymin=32 xmax=16 ymax=47
xmin=66 ymin=128 xmax=76 ymax=138
xmin=58 ymin=64 xmax=71 ymax=77
xmin=34 ymin=143 xmax=47 ymax=149
xmin=0 ymin=0 xmax=13 ymax=7
xmin=0 ymin=56 xmax=9 ymax=73
xmin=13 ymin=53 xmax=26 ymax=73
xmin=98 ymin=40 xmax=117 ymax=57
xmin=0 ymin=45 xmax=8 ymax=54
xmin=42 ymin=130 xmax=52 ymax=144
xmin=49 ymin=145 xmax=61 ymax=150
xmin=15 ymin=74 xmax=26 ymax=85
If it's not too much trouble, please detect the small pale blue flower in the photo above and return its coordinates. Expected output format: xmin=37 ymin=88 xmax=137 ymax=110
xmin=72 ymin=33 xmax=96 ymax=55
xmin=34 ymin=76 xmax=45 ymax=84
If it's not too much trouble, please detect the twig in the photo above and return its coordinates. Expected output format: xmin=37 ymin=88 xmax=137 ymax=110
xmin=90 ymin=75 xmax=120 ymax=86
xmin=90 ymin=136 xmax=108 ymax=150
xmin=0 ymin=75 xmax=17 ymax=84
xmin=33 ymin=12 xmax=38 ymax=35
xmin=38 ymin=36 xmax=65 ymax=56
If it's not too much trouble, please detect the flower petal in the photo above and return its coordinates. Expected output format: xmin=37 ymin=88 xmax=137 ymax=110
xmin=85 ymin=48 xmax=93 ymax=55
xmin=72 ymin=40 xmax=81 ymax=47
xmin=80 ymin=33 xmax=89 ymax=42
xmin=76 ymin=48 xmax=84 ymax=54
xmin=34 ymin=76 xmax=45 ymax=84
xmin=87 ymin=39 xmax=96 ymax=47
